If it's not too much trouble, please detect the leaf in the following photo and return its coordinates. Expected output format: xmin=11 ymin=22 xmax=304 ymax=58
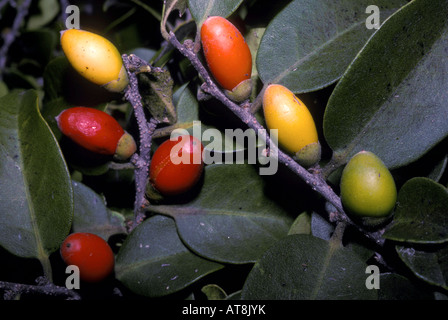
xmin=378 ymin=273 xmax=434 ymax=300
xmin=241 ymin=234 xmax=377 ymax=300
xmin=115 ymin=215 xmax=223 ymax=298
xmin=0 ymin=90 xmax=73 ymax=258
xmin=246 ymin=27 xmax=265 ymax=80
xmin=396 ymin=244 xmax=448 ymax=290
xmin=0 ymin=81 xmax=9 ymax=97
xmin=139 ymin=67 xmax=177 ymax=124
xmin=164 ymin=0 xmax=188 ymax=17
xmin=323 ymin=0 xmax=448 ymax=169
xmin=71 ymin=181 xmax=126 ymax=241
xmin=256 ymin=0 xmax=406 ymax=93
xmin=383 ymin=178 xmax=448 ymax=244
xmin=201 ymin=284 xmax=227 ymax=300
xmin=27 ymin=0 xmax=60 ymax=30
xmin=148 ymin=164 xmax=296 ymax=264
xmin=188 ymin=0 xmax=244 ymax=26
xmin=43 ymin=56 xmax=70 ymax=102
xmin=287 ymin=211 xmax=311 ymax=235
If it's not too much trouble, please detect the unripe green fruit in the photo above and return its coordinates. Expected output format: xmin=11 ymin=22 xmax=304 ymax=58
xmin=340 ymin=151 xmax=397 ymax=226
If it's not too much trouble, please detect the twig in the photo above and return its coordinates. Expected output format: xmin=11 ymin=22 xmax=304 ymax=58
xmin=166 ymin=30 xmax=387 ymax=247
xmin=59 ymin=0 xmax=71 ymax=23
xmin=0 ymin=0 xmax=32 ymax=80
xmin=0 ymin=279 xmax=81 ymax=300
xmin=122 ymin=54 xmax=160 ymax=230
xmin=167 ymin=31 xmax=343 ymax=212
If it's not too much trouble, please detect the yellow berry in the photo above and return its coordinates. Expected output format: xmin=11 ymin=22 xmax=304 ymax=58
xmin=60 ymin=29 xmax=128 ymax=92
xmin=262 ymin=84 xmax=320 ymax=166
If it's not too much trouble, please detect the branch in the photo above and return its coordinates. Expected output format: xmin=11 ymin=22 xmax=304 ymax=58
xmin=0 ymin=0 xmax=32 ymax=80
xmin=0 ymin=278 xmax=81 ymax=300
xmin=166 ymin=31 xmax=386 ymax=247
xmin=122 ymin=54 xmax=160 ymax=230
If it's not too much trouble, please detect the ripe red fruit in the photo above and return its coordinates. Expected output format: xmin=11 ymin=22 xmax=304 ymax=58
xmin=56 ymin=107 xmax=136 ymax=161
xmin=149 ymin=135 xmax=204 ymax=196
xmin=60 ymin=232 xmax=115 ymax=283
xmin=201 ymin=16 xmax=252 ymax=100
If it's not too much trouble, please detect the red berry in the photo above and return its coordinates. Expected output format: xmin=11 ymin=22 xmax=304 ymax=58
xmin=60 ymin=232 xmax=115 ymax=283
xmin=201 ymin=16 xmax=252 ymax=92
xmin=149 ymin=135 xmax=204 ymax=196
xmin=56 ymin=107 xmax=136 ymax=160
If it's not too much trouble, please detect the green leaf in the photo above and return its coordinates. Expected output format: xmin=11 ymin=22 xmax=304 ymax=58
xmin=27 ymin=0 xmax=60 ymax=30
xmin=0 ymin=90 xmax=73 ymax=259
xmin=43 ymin=56 xmax=70 ymax=102
xmin=396 ymin=244 xmax=448 ymax=290
xmin=201 ymin=284 xmax=227 ymax=300
xmin=0 ymin=81 xmax=9 ymax=97
xmin=323 ymin=0 xmax=448 ymax=169
xmin=378 ymin=273 xmax=434 ymax=300
xmin=148 ymin=164 xmax=296 ymax=264
xmin=287 ymin=211 xmax=311 ymax=236
xmin=164 ymin=0 xmax=188 ymax=18
xmin=241 ymin=234 xmax=377 ymax=300
xmin=115 ymin=215 xmax=223 ymax=298
xmin=139 ymin=67 xmax=177 ymax=124
xmin=188 ymin=0 xmax=244 ymax=26
xmin=383 ymin=177 xmax=448 ymax=244
xmin=71 ymin=181 xmax=126 ymax=241
xmin=256 ymin=0 xmax=405 ymax=93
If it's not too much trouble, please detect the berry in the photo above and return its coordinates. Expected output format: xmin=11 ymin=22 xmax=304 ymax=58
xmin=262 ymin=84 xmax=320 ymax=167
xmin=60 ymin=232 xmax=114 ymax=283
xmin=149 ymin=135 xmax=204 ymax=196
xmin=60 ymin=29 xmax=129 ymax=92
xmin=56 ymin=107 xmax=136 ymax=161
xmin=340 ymin=151 xmax=397 ymax=226
xmin=201 ymin=16 xmax=252 ymax=101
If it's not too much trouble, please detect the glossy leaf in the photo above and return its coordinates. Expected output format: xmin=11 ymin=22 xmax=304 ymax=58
xmin=0 ymin=90 xmax=73 ymax=258
xmin=396 ymin=244 xmax=448 ymax=290
xmin=188 ymin=0 xmax=244 ymax=26
xmin=71 ymin=181 xmax=126 ymax=241
xmin=115 ymin=215 xmax=223 ymax=297
xmin=148 ymin=164 xmax=296 ymax=264
xmin=324 ymin=0 xmax=448 ymax=169
xmin=241 ymin=234 xmax=377 ymax=300
xmin=257 ymin=0 xmax=405 ymax=93
xmin=383 ymin=177 xmax=448 ymax=244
